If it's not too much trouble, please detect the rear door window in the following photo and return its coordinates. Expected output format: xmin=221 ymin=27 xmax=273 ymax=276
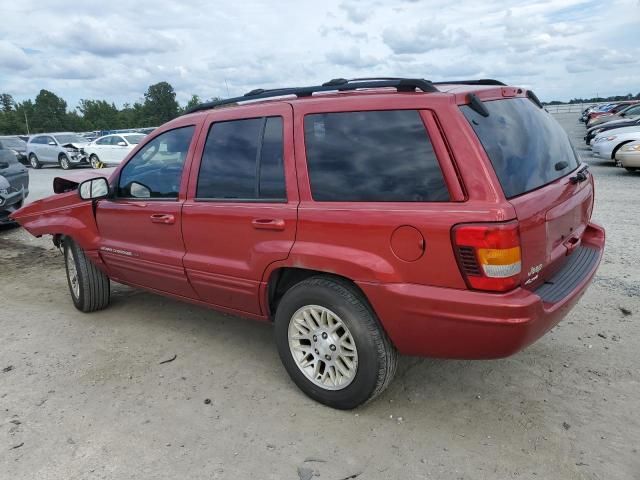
xmin=303 ymin=110 xmax=449 ymax=202
xmin=461 ymin=98 xmax=579 ymax=199
xmin=196 ymin=116 xmax=286 ymax=200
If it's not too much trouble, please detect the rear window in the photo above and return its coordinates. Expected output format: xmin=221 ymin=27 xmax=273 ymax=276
xmin=461 ymin=98 xmax=579 ymax=199
xmin=304 ymin=110 xmax=449 ymax=202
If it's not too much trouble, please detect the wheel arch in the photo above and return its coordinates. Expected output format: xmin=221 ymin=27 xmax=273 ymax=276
xmin=612 ymin=140 xmax=635 ymax=159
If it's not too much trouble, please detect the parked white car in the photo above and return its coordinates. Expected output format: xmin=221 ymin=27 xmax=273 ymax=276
xmin=85 ymin=133 xmax=146 ymax=168
xmin=592 ymin=125 xmax=640 ymax=162
xmin=615 ymin=140 xmax=640 ymax=172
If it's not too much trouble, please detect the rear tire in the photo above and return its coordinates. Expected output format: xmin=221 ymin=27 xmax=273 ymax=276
xmin=29 ymin=154 xmax=41 ymax=169
xmin=64 ymin=240 xmax=110 ymax=313
xmin=274 ymin=276 xmax=397 ymax=409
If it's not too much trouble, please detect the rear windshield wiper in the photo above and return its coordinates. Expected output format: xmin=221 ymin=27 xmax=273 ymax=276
xmin=569 ymin=164 xmax=589 ymax=184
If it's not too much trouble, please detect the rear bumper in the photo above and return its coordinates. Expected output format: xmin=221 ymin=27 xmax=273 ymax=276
xmin=358 ymin=222 xmax=605 ymax=359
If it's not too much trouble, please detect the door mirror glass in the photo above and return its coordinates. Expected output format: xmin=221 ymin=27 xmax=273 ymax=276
xmin=129 ymin=181 xmax=151 ymax=198
xmin=117 ymin=141 xmax=127 ymax=147
xmin=78 ymin=177 xmax=109 ymax=200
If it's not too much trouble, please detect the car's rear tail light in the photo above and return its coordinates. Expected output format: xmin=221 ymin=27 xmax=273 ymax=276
xmin=453 ymin=222 xmax=521 ymax=292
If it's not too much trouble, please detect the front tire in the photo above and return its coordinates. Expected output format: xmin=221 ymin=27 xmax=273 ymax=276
xmin=64 ymin=240 xmax=110 ymax=312
xmin=59 ymin=154 xmax=71 ymax=170
xmin=29 ymin=154 xmax=41 ymax=169
xmin=90 ymin=154 xmax=103 ymax=169
xmin=274 ymin=276 xmax=397 ymax=409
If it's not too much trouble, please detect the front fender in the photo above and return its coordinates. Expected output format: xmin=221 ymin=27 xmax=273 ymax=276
xmin=11 ymin=192 xmax=102 ymax=264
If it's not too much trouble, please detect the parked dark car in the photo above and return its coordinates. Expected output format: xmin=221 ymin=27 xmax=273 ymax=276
xmin=585 ymin=118 xmax=640 ymax=145
xmin=0 ymin=136 xmax=29 ymax=166
xmin=0 ymin=146 xmax=29 ymax=224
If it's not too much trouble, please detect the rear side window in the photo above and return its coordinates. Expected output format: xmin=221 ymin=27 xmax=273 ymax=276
xmin=196 ymin=116 xmax=286 ymax=200
xmin=461 ymin=98 xmax=579 ymax=199
xmin=304 ymin=110 xmax=449 ymax=202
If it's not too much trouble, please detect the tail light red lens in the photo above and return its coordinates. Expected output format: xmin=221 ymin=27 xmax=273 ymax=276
xmin=453 ymin=222 xmax=521 ymax=292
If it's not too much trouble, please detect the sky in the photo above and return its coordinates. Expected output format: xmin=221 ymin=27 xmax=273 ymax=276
xmin=0 ymin=0 xmax=638 ymax=109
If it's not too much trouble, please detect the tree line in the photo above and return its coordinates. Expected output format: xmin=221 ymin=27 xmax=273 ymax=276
xmin=0 ymin=81 xmax=215 ymax=135
xmin=545 ymin=92 xmax=640 ymax=106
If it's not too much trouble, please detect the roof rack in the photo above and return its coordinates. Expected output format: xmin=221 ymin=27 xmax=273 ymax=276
xmin=184 ymin=78 xmax=438 ymax=115
xmin=432 ymin=79 xmax=506 ymax=86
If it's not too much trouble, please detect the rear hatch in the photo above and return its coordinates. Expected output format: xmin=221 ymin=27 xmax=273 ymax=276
xmin=461 ymin=97 xmax=592 ymax=289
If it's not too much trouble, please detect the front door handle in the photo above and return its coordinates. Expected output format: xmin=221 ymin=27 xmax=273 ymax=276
xmin=150 ymin=213 xmax=175 ymax=224
xmin=251 ymin=218 xmax=285 ymax=231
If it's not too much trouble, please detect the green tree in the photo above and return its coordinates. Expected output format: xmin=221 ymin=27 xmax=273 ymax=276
xmin=142 ymin=81 xmax=179 ymax=126
xmin=183 ymin=94 xmax=201 ymax=113
xmin=77 ymin=99 xmax=119 ymax=130
xmin=31 ymin=89 xmax=67 ymax=132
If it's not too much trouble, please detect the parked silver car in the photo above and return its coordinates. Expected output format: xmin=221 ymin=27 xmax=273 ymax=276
xmin=26 ymin=133 xmax=89 ymax=170
xmin=0 ymin=145 xmax=29 ymax=224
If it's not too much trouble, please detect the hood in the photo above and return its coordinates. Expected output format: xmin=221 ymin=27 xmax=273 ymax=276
xmin=588 ymin=118 xmax=635 ymax=132
xmin=61 ymin=142 xmax=89 ymax=150
xmin=53 ymin=168 xmax=115 ymax=193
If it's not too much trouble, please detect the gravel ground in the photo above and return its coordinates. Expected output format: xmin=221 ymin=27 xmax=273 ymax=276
xmin=1 ymin=113 xmax=638 ymax=480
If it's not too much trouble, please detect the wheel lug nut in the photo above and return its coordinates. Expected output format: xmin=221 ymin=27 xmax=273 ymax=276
xmin=325 ymin=355 xmax=331 ymax=361
xmin=314 ymin=349 xmax=319 ymax=355
xmin=313 ymin=335 xmax=317 ymax=342
xmin=330 ymin=344 xmax=336 ymax=351
xmin=322 ymin=332 xmax=328 ymax=339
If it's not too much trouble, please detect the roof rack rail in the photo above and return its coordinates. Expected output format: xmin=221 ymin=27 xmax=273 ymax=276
xmin=184 ymin=78 xmax=438 ymax=115
xmin=432 ymin=79 xmax=506 ymax=86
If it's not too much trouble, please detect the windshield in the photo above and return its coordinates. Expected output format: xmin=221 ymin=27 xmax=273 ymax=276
xmin=461 ymin=97 xmax=580 ymax=199
xmin=1 ymin=137 xmax=26 ymax=149
xmin=54 ymin=134 xmax=87 ymax=144
xmin=124 ymin=134 xmax=146 ymax=145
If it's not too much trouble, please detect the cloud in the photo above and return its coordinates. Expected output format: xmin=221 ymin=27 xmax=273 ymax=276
xmin=382 ymin=21 xmax=468 ymax=54
xmin=339 ymin=2 xmax=372 ymax=23
xmin=0 ymin=41 xmax=30 ymax=70
xmin=326 ymin=47 xmax=381 ymax=69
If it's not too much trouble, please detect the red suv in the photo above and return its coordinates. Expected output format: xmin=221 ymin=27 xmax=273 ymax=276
xmin=13 ymin=78 xmax=605 ymax=409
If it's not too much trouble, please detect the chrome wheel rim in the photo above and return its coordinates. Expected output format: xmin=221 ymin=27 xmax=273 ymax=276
xmin=91 ymin=156 xmax=101 ymax=168
xmin=288 ymin=305 xmax=358 ymax=391
xmin=66 ymin=249 xmax=80 ymax=298
xmin=30 ymin=156 xmax=37 ymax=168
xmin=61 ymin=157 xmax=69 ymax=169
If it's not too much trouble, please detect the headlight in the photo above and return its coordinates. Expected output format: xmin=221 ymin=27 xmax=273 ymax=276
xmin=605 ymin=136 xmax=617 ymax=141
xmin=622 ymin=144 xmax=640 ymax=152
xmin=593 ymin=129 xmax=602 ymax=134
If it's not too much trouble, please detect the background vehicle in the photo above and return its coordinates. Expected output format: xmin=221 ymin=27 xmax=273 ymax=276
xmin=585 ymin=117 xmax=640 ymax=145
xmin=26 ymin=132 xmax=89 ymax=170
xmin=0 ymin=146 xmax=29 ymax=224
xmin=587 ymin=103 xmax=640 ymax=128
xmin=592 ymin=126 xmax=640 ymax=161
xmin=11 ymin=78 xmax=605 ymax=409
xmin=85 ymin=133 xmax=146 ymax=168
xmin=615 ymin=140 xmax=640 ymax=172
xmin=587 ymin=101 xmax=640 ymax=127
xmin=0 ymin=136 xmax=28 ymax=166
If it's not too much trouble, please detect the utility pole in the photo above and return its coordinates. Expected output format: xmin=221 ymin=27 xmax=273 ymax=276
xmin=24 ymin=110 xmax=30 ymax=135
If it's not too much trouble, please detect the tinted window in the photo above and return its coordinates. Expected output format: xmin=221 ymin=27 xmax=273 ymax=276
xmin=461 ymin=98 xmax=579 ymax=199
xmin=304 ymin=110 xmax=449 ymax=202
xmin=197 ymin=116 xmax=286 ymax=200
xmin=96 ymin=136 xmax=111 ymax=145
xmin=118 ymin=126 xmax=194 ymax=199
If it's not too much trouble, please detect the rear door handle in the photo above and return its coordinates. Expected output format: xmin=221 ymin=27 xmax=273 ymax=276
xmin=150 ymin=213 xmax=175 ymax=224
xmin=251 ymin=218 xmax=285 ymax=231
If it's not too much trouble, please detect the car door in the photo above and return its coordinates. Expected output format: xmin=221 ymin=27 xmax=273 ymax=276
xmin=93 ymin=136 xmax=111 ymax=162
xmin=42 ymin=136 xmax=57 ymax=163
xmin=95 ymin=124 xmax=200 ymax=298
xmin=111 ymin=136 xmax=130 ymax=163
xmin=182 ymin=104 xmax=297 ymax=316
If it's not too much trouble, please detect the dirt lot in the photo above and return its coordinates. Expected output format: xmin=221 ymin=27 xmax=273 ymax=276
xmin=1 ymin=113 xmax=639 ymax=480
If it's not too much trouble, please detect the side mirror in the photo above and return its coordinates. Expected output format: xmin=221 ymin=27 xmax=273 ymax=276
xmin=48 ymin=141 xmax=57 ymax=146
xmin=117 ymin=141 xmax=127 ymax=147
xmin=129 ymin=181 xmax=151 ymax=198
xmin=78 ymin=177 xmax=109 ymax=201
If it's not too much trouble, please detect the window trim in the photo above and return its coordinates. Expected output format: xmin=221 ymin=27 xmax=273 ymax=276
xmin=113 ymin=125 xmax=196 ymax=202
xmin=194 ymin=115 xmax=287 ymax=203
